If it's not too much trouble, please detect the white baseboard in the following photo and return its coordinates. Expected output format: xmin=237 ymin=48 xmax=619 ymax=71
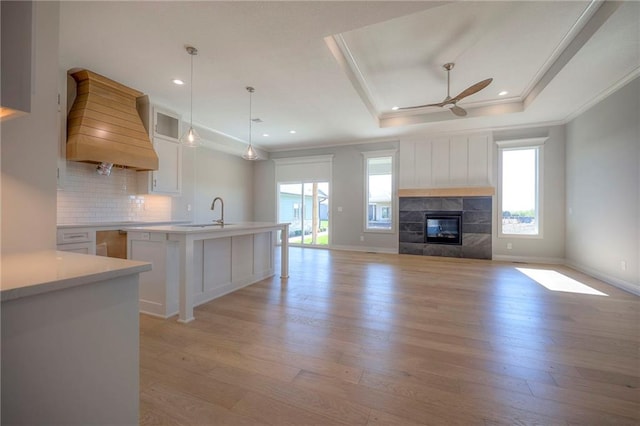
xmin=492 ymin=254 xmax=565 ymax=264
xmin=139 ymin=299 xmax=175 ymax=319
xmin=565 ymin=260 xmax=640 ymax=296
xmin=493 ymin=256 xmax=639 ymax=296
xmin=331 ymin=244 xmax=398 ymax=254
xmin=193 ymin=269 xmax=276 ymax=308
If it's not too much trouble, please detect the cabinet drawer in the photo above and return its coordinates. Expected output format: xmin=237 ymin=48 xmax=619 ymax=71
xmin=56 ymin=242 xmax=93 ymax=254
xmin=56 ymin=228 xmax=94 ymax=244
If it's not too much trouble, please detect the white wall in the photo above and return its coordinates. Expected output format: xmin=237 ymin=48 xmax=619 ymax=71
xmin=1 ymin=2 xmax=59 ymax=255
xmin=565 ymin=77 xmax=639 ymax=293
xmin=492 ymin=125 xmax=566 ymax=262
xmin=192 ymin=148 xmax=254 ymax=224
xmin=399 ymin=133 xmax=493 ymax=188
xmin=255 ymin=141 xmax=399 ymax=252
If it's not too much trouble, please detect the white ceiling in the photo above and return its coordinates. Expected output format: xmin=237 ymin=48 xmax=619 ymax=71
xmin=59 ymin=1 xmax=640 ymax=153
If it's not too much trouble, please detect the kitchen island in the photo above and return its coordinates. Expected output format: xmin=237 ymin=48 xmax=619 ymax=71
xmin=125 ymin=222 xmax=289 ymax=322
xmin=1 ymin=250 xmax=150 ymax=424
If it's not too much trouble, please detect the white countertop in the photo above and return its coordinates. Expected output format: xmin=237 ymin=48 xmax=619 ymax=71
xmin=124 ymin=221 xmax=288 ymax=234
xmin=1 ymin=250 xmax=152 ymax=302
xmin=57 ymin=221 xmax=188 ymax=229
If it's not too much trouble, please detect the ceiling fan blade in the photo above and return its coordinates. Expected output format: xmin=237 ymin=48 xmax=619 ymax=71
xmin=451 ymin=78 xmax=493 ymax=102
xmin=397 ymin=102 xmax=445 ymax=110
xmin=451 ymin=105 xmax=467 ymax=117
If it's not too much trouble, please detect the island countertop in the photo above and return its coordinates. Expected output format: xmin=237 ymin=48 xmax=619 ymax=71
xmin=123 ymin=221 xmax=289 ymax=234
xmin=1 ymin=250 xmax=152 ymax=302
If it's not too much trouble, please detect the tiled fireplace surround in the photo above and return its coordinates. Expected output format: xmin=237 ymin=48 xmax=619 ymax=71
xmin=399 ymin=194 xmax=492 ymax=260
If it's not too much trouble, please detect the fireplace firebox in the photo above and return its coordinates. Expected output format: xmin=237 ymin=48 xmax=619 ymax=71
xmin=425 ymin=212 xmax=462 ymax=245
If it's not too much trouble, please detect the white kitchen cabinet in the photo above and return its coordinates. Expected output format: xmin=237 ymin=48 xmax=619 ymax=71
xmin=136 ymin=99 xmax=183 ymax=195
xmin=137 ymin=136 xmax=182 ymax=195
xmin=153 ymin=108 xmax=181 ymax=141
xmin=56 ymin=227 xmax=96 ymax=254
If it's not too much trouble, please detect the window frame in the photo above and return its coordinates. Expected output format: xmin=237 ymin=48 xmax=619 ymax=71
xmin=496 ymin=137 xmax=546 ymax=239
xmin=362 ymin=149 xmax=396 ymax=234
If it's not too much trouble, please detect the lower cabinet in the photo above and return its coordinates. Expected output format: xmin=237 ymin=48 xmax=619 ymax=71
xmin=56 ymin=228 xmax=96 ymax=254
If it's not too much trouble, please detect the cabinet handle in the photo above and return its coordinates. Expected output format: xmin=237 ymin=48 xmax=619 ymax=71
xmin=153 ymin=179 xmax=157 ymax=188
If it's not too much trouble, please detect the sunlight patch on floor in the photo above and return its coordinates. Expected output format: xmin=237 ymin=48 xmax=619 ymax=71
xmin=516 ymin=268 xmax=608 ymax=296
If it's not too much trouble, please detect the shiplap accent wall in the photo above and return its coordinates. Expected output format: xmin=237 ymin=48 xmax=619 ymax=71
xmin=399 ymin=133 xmax=493 ymax=189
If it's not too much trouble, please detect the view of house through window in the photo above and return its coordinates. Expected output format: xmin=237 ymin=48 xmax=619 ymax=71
xmin=278 ymin=182 xmax=329 ymax=246
xmin=500 ymin=146 xmax=541 ymax=236
xmin=365 ymin=154 xmax=393 ymax=231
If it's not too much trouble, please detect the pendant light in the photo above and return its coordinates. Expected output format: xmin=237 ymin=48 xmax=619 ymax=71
xmin=242 ymin=86 xmax=259 ymax=160
xmin=180 ymin=46 xmax=201 ymax=147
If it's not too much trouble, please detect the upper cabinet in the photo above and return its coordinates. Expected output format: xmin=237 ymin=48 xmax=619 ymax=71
xmin=154 ymin=108 xmax=180 ymax=141
xmin=399 ymin=133 xmax=493 ymax=189
xmin=1 ymin=1 xmax=32 ymax=121
xmin=136 ymin=97 xmax=183 ymax=195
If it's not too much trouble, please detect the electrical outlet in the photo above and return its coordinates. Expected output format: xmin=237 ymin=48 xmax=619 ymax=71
xmin=621 ymin=261 xmax=627 ymax=271
xmin=187 ymin=204 xmax=192 ymax=212
xmin=360 ymin=235 xmax=364 ymax=242
xmin=506 ymin=243 xmax=513 ymax=250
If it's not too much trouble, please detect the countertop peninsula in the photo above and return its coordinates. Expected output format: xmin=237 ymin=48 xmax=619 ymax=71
xmin=0 ymin=250 xmax=151 ymax=302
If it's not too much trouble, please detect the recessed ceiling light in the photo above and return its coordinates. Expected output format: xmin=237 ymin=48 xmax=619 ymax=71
xmin=289 ymin=130 xmax=296 ymax=134
xmin=391 ymin=106 xmax=399 ymax=111
xmin=262 ymin=133 xmax=269 ymax=137
xmin=172 ymin=79 xmax=185 ymax=85
xmin=498 ymin=90 xmax=508 ymax=96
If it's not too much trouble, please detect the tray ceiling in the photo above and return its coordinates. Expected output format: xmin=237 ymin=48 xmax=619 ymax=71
xmin=59 ymin=1 xmax=640 ymax=152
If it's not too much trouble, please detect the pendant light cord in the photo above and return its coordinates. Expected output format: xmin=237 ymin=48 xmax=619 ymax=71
xmin=187 ymin=46 xmax=197 ymax=128
xmin=247 ymin=86 xmax=255 ymax=147
xmin=190 ymin=52 xmax=193 ymax=127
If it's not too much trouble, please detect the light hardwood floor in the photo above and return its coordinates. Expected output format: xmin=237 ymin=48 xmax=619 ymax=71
xmin=140 ymin=248 xmax=639 ymax=425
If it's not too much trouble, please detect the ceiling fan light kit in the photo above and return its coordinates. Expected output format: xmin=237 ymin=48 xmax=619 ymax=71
xmin=399 ymin=62 xmax=493 ymax=117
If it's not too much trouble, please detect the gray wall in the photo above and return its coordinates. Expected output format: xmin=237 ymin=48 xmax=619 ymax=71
xmin=565 ymin=77 xmax=639 ymax=293
xmin=254 ymin=141 xmax=399 ymax=252
xmin=492 ymin=125 xmax=566 ymax=262
xmin=1 ymin=2 xmax=59 ymax=255
xmin=191 ymin=148 xmax=254 ymax=224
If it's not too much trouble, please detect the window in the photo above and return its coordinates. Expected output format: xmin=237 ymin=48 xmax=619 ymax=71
xmin=497 ymin=138 xmax=546 ymax=237
xmin=363 ymin=150 xmax=395 ymax=232
xmin=381 ymin=207 xmax=390 ymax=219
xmin=274 ymin=155 xmax=333 ymax=247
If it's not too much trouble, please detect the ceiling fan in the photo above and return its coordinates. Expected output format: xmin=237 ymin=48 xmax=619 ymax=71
xmin=398 ymin=63 xmax=493 ymax=117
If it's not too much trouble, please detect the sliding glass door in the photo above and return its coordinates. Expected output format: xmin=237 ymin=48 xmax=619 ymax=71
xmin=278 ymin=182 xmax=329 ymax=247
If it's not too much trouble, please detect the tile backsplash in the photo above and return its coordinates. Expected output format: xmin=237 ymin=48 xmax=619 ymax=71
xmin=57 ymin=162 xmax=172 ymax=224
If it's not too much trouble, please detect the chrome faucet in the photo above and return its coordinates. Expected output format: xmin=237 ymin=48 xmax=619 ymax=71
xmin=211 ymin=197 xmax=224 ymax=224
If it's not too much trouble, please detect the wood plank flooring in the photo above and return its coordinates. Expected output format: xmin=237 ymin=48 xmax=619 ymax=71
xmin=140 ymin=248 xmax=639 ymax=425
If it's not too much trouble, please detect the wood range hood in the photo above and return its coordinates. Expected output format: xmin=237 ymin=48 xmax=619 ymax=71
xmin=66 ymin=69 xmax=159 ymax=171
